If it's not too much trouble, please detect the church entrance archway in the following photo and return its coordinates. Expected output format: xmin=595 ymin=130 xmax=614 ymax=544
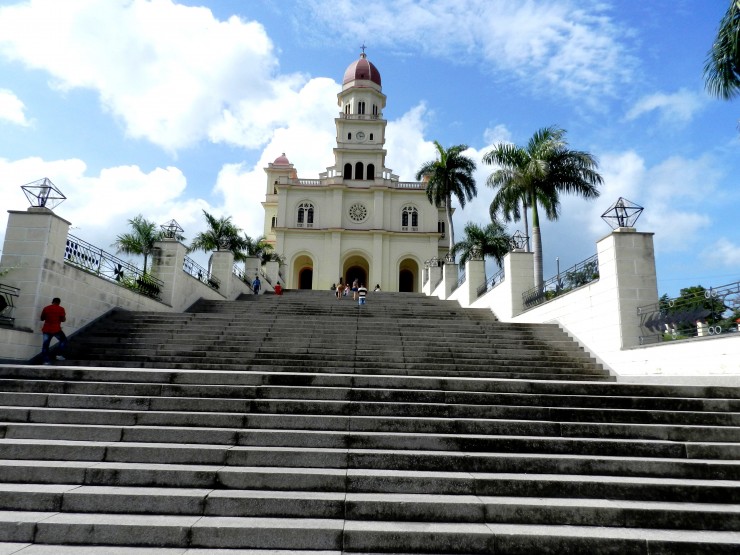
xmin=293 ymin=254 xmax=314 ymax=290
xmin=398 ymin=258 xmax=419 ymax=292
xmin=342 ymin=254 xmax=369 ymax=289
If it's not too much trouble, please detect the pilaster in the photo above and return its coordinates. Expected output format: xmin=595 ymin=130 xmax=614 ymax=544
xmin=0 ymin=208 xmax=71 ymax=330
xmin=463 ymin=259 xmax=486 ymax=307
xmin=151 ymin=239 xmax=188 ymax=307
xmin=210 ymin=250 xmax=235 ymax=299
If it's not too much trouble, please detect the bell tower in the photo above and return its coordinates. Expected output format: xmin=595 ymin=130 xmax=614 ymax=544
xmin=333 ymin=50 xmax=388 ymax=182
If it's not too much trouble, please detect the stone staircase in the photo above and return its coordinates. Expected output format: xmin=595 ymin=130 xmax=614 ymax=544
xmin=0 ymin=291 xmax=738 ymax=553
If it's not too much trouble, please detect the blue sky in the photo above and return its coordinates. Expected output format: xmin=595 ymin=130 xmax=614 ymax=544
xmin=0 ymin=0 xmax=738 ymax=296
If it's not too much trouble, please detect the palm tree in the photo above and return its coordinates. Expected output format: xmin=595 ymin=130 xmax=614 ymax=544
xmin=415 ymin=141 xmax=477 ymax=253
xmin=188 ymin=210 xmax=247 ymax=261
xmin=112 ymin=214 xmax=162 ymax=274
xmin=451 ymin=220 xmax=511 ymax=278
xmin=704 ymin=0 xmax=740 ymax=99
xmin=239 ymin=233 xmax=276 ymax=265
xmin=483 ymin=126 xmax=602 ymax=291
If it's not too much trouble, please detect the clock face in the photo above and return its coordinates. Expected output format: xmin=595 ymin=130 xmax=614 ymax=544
xmin=356 ymin=131 xmax=366 ymax=141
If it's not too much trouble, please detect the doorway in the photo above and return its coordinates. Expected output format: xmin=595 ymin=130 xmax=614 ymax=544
xmin=299 ymin=268 xmax=313 ymax=289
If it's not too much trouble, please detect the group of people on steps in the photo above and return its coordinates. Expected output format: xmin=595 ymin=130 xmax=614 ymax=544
xmin=333 ymin=278 xmax=379 ymax=305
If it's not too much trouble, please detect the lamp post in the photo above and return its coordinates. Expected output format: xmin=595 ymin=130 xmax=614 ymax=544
xmin=556 ymin=257 xmax=561 ymax=291
xmin=21 ymin=177 xmax=66 ymax=210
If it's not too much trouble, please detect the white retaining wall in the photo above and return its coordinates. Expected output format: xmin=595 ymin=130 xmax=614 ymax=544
xmin=0 ymin=207 xmax=251 ymax=362
xmin=438 ymin=228 xmax=740 ymax=383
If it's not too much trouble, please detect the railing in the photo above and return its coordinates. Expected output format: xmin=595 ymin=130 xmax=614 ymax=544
xmin=232 ymin=263 xmax=254 ymax=292
xmin=183 ymin=256 xmax=220 ymax=291
xmin=394 ymin=181 xmax=424 ymax=190
xmin=638 ymin=280 xmax=740 ymax=345
xmin=260 ymin=268 xmax=273 ymax=286
xmin=477 ymin=268 xmax=505 ymax=298
xmin=64 ymin=234 xmax=163 ymax=300
xmin=0 ymin=283 xmax=19 ymax=327
xmin=452 ymin=269 xmax=466 ymax=293
xmin=522 ymin=254 xmax=599 ymax=310
xmin=339 ymin=113 xmax=382 ymax=120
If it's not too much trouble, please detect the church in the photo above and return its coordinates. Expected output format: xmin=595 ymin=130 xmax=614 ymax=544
xmin=261 ymin=50 xmax=448 ymax=292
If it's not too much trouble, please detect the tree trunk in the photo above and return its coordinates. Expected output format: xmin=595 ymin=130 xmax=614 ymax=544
xmin=446 ymin=195 xmax=454 ymax=254
xmin=532 ymin=225 xmax=543 ymax=291
xmin=522 ymin=200 xmax=530 ymax=252
xmin=530 ymin=191 xmax=543 ymax=290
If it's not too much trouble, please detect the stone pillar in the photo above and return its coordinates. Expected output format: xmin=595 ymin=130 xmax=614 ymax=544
xmin=440 ymin=261 xmax=459 ymax=300
xmin=151 ymin=238 xmax=188 ymax=307
xmin=596 ymin=229 xmax=658 ymax=349
xmin=243 ymin=256 xmax=260 ymax=292
xmin=0 ymin=208 xmax=71 ymax=330
xmin=427 ymin=264 xmax=443 ymax=295
xmin=463 ymin=258 xmax=486 ymax=307
xmin=505 ymin=250 xmax=535 ymax=318
xmin=210 ymin=250 xmax=234 ymax=299
xmin=265 ymin=260 xmax=279 ymax=289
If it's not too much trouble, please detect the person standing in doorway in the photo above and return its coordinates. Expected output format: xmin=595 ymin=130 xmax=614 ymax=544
xmin=358 ymin=283 xmax=368 ymax=306
xmin=40 ymin=297 xmax=67 ymax=365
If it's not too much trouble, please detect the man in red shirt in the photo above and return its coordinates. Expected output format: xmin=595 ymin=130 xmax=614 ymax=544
xmin=40 ymin=297 xmax=67 ymax=365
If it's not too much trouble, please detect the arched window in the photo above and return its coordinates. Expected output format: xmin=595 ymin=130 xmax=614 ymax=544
xmin=344 ymin=104 xmax=351 ymax=115
xmin=358 ymin=101 xmax=366 ymax=115
xmin=297 ymin=202 xmax=314 ymax=228
xmin=372 ymin=104 xmax=378 ymax=116
xmin=367 ymin=164 xmax=375 ymax=180
xmin=348 ymin=132 xmax=352 ymax=140
xmin=402 ymin=206 xmax=418 ymax=231
xmin=343 ymin=163 xmax=352 ymax=180
xmin=438 ymin=220 xmax=445 ymax=237
xmin=369 ymin=133 xmax=374 ymax=141
xmin=355 ymin=162 xmax=364 ymax=180
xmin=271 ymin=216 xmax=277 ymax=229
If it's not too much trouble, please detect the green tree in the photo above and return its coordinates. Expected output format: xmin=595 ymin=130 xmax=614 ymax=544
xmin=451 ymin=220 xmax=511 ymax=278
xmin=112 ymin=214 xmax=162 ymax=274
xmin=188 ymin=210 xmax=247 ymax=259
xmin=704 ymin=0 xmax=740 ymax=99
xmin=415 ymin=141 xmax=477 ymax=253
xmin=483 ymin=126 xmax=602 ymax=290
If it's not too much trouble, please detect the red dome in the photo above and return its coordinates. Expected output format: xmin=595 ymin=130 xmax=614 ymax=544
xmin=343 ymin=52 xmax=381 ymax=86
xmin=273 ymin=153 xmax=290 ymax=166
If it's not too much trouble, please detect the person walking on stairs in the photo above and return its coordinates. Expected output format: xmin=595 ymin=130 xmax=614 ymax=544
xmin=40 ymin=297 xmax=67 ymax=365
xmin=358 ymin=283 xmax=368 ymax=306
xmin=252 ymin=276 xmax=261 ymax=295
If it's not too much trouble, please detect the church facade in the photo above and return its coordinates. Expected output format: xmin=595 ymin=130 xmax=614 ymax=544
xmin=261 ymin=51 xmax=447 ymax=292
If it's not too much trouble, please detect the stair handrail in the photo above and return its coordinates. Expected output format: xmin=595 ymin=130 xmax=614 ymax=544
xmin=477 ymin=267 xmax=505 ymax=298
xmin=0 ymin=282 xmax=19 ymax=327
xmin=183 ymin=255 xmax=220 ymax=291
xmin=521 ymin=253 xmax=599 ymax=310
xmin=637 ymin=279 xmax=740 ymax=344
xmin=64 ymin=234 xmax=164 ymax=300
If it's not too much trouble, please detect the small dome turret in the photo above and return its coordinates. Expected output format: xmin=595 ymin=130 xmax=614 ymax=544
xmin=273 ymin=153 xmax=291 ymax=166
xmin=343 ymin=52 xmax=381 ymax=87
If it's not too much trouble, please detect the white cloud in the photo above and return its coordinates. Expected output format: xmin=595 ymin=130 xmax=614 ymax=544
xmin=702 ymin=238 xmax=740 ymax=267
xmin=385 ymin=103 xmax=435 ymax=181
xmin=0 ymin=156 xmax=203 ymax=264
xmin=625 ymin=88 xmax=706 ymax=124
xmin=301 ymin=0 xmax=635 ymax=101
xmin=483 ymin=125 xmax=512 ymax=147
xmin=0 ymin=0 xmax=295 ymax=151
xmin=582 ymin=151 xmax=715 ymax=252
xmin=0 ymin=89 xmax=30 ymax=126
